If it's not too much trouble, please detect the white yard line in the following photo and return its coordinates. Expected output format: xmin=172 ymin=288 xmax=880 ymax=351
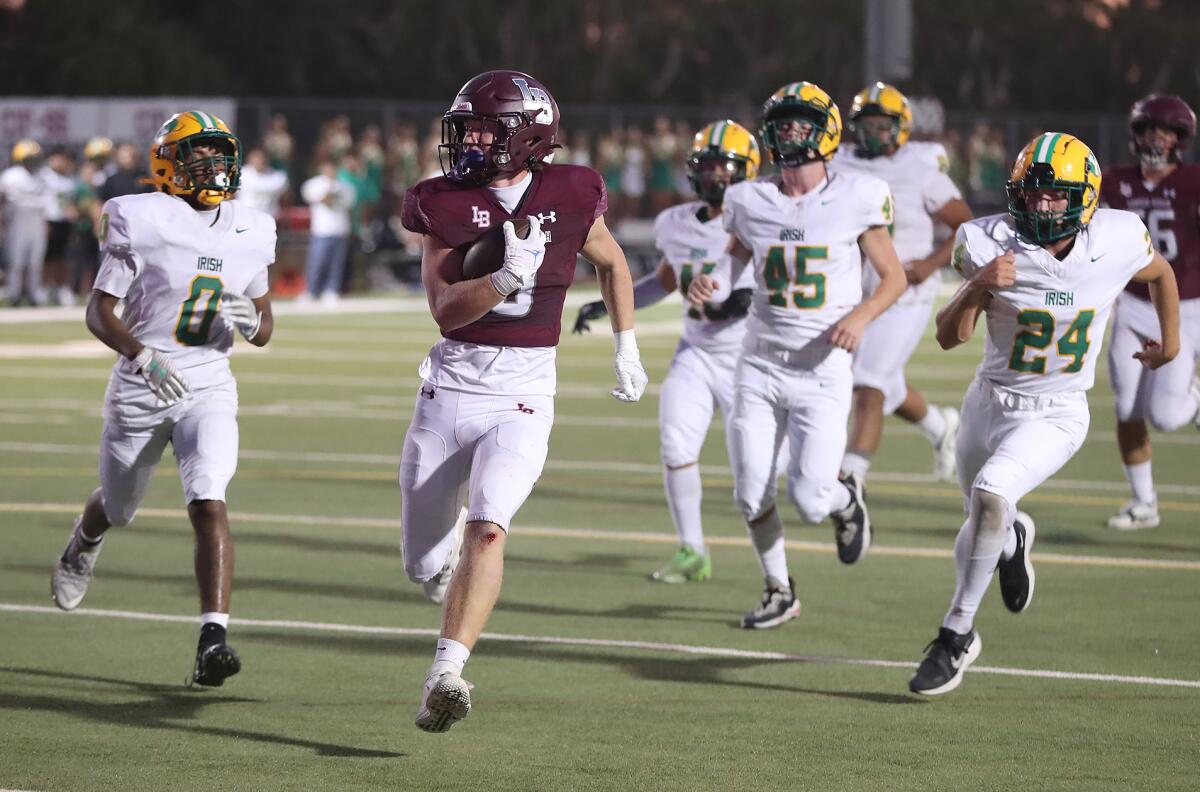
xmin=3 ymin=501 xmax=1199 ymax=570
xmin=5 ymin=440 xmax=1200 ymax=498
xmin=1 ymin=602 xmax=1196 ymax=690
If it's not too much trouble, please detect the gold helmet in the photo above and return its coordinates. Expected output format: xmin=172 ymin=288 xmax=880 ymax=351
xmin=1006 ymin=132 xmax=1101 ymax=244
xmin=84 ymin=136 xmax=113 ymax=161
xmin=759 ymin=82 xmax=841 ymax=166
xmin=849 ymin=82 xmax=913 ymax=156
xmin=148 ymin=110 xmax=242 ymax=206
xmin=686 ymin=120 xmax=761 ymax=204
xmin=11 ymin=138 xmax=42 ymax=166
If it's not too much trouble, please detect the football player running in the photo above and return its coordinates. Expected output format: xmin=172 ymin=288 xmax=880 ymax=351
xmin=830 ymin=83 xmax=974 ymax=484
xmin=688 ymin=82 xmax=906 ymax=629
xmin=573 ymin=120 xmax=762 ymax=584
xmin=399 ymin=70 xmax=646 ymax=732
xmin=1100 ymin=95 xmax=1200 ymax=531
xmin=51 ymin=111 xmax=276 ymax=687
xmin=909 ymin=133 xmax=1180 ymax=696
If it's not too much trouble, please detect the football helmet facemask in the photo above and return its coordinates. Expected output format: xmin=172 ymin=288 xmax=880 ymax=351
xmin=1129 ymin=94 xmax=1196 ymax=170
xmin=759 ymin=82 xmax=841 ymax=167
xmin=1006 ymin=132 xmax=1101 ymax=245
xmin=149 ymin=111 xmax=241 ymax=207
xmin=440 ymin=70 xmax=560 ymax=187
xmin=686 ymin=120 xmax=761 ymax=205
xmin=848 ymin=82 xmax=913 ymax=157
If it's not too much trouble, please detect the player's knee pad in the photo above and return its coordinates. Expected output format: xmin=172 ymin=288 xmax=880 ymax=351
xmin=735 ymin=487 xmax=774 ymax=523
xmin=101 ymin=499 xmax=136 ymax=528
xmin=403 ymin=550 xmax=445 ymax=584
xmin=970 ymin=488 xmax=1012 ymax=539
xmin=1146 ymin=402 xmax=1192 ymax=433
xmin=789 ymin=481 xmax=830 ymax=525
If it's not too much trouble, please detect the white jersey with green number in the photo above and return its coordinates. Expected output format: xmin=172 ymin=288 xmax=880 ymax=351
xmin=830 ymin=141 xmax=962 ymax=305
xmin=94 ymin=192 xmax=275 ymax=385
xmin=654 ymin=200 xmax=751 ymax=352
xmin=954 ymin=209 xmax=1154 ymax=394
xmin=722 ymin=171 xmax=894 ymax=350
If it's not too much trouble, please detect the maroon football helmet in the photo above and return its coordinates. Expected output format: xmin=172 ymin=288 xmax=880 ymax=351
xmin=439 ymin=70 xmax=560 ymax=186
xmin=1129 ymin=93 xmax=1197 ymax=168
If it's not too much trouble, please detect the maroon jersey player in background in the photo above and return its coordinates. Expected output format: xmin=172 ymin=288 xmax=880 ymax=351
xmin=1101 ymin=93 xmax=1200 ymax=530
xmin=399 ymin=70 xmax=647 ymax=732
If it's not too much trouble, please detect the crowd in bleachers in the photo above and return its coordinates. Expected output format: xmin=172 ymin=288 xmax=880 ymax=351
xmin=0 ymin=112 xmax=1010 ymax=306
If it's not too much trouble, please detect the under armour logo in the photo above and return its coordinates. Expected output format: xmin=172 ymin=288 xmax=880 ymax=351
xmin=516 ymin=403 xmax=535 ymax=414
xmin=533 ymin=211 xmax=557 ymax=225
xmin=421 ymin=386 xmax=436 ymax=400
xmin=471 ymin=206 xmax=491 ymax=228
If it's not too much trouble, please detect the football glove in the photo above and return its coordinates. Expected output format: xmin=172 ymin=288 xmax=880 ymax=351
xmin=572 ymin=300 xmax=608 ymax=334
xmin=220 ymin=292 xmax=262 ymax=340
xmin=132 ymin=346 xmax=191 ymax=406
xmin=611 ymin=329 xmax=648 ymax=403
xmin=491 ymin=216 xmax=546 ymax=296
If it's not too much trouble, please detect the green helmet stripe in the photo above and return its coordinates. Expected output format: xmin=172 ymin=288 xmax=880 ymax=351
xmin=869 ymin=83 xmax=881 ymax=102
xmin=709 ymin=120 xmax=726 ymax=148
xmin=190 ymin=111 xmax=207 ymax=129
xmin=1035 ymin=133 xmax=1061 ymax=163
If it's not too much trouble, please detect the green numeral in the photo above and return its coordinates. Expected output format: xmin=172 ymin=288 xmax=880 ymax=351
xmin=1057 ymin=309 xmax=1094 ymax=373
xmin=1008 ymin=309 xmax=1094 ymax=374
xmin=174 ymin=275 xmax=223 ymax=346
xmin=680 ymin=261 xmax=717 ymax=320
xmin=765 ymin=246 xmax=827 ymax=309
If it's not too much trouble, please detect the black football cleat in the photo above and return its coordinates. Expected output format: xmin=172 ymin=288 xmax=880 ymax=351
xmin=908 ymin=627 xmax=981 ymax=696
xmin=189 ymin=642 xmax=242 ymax=688
xmin=832 ymin=473 xmax=871 ymax=564
xmin=997 ymin=511 xmax=1036 ymax=613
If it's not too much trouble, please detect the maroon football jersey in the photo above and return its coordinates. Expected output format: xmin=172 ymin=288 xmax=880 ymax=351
xmin=402 ymin=164 xmax=608 ymax=347
xmin=1101 ymin=162 xmax=1200 ymax=300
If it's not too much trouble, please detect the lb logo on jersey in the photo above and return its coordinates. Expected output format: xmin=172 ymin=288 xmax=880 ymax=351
xmin=471 ymin=206 xmax=491 ymax=228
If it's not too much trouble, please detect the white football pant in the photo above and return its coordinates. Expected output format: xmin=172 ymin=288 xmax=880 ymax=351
xmin=1108 ymin=292 xmax=1200 ymax=429
xmin=852 ymin=299 xmax=934 ymax=413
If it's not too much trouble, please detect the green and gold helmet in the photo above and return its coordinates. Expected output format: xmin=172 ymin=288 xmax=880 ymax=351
xmin=848 ymin=82 xmax=913 ymax=156
xmin=759 ymin=81 xmax=841 ymax=166
xmin=149 ymin=110 xmax=241 ymax=206
xmin=686 ymin=120 xmax=761 ymax=204
xmin=1006 ymin=132 xmax=1101 ymax=244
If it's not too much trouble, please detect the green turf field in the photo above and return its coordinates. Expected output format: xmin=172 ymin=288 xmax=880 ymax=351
xmin=1 ymin=296 xmax=1198 ymax=791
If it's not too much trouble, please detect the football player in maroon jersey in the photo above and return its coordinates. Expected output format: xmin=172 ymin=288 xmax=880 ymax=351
xmin=1102 ymin=94 xmax=1200 ymax=530
xmin=399 ymin=70 xmax=647 ymax=732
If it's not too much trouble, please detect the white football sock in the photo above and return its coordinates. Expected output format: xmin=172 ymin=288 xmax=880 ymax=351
xmin=1122 ymin=461 xmax=1156 ymax=505
xmin=1001 ymin=524 xmax=1017 ymax=561
xmin=840 ymin=451 xmax=871 ymax=480
xmin=829 ymin=481 xmax=853 ymax=516
xmin=200 ymin=611 xmax=230 ymax=629
xmin=917 ymin=405 xmax=948 ymax=445
xmin=664 ymin=464 xmax=705 ymax=554
xmin=747 ymin=507 xmax=789 ymax=586
xmin=943 ymin=491 xmax=1008 ymax=634
xmin=431 ymin=637 xmax=470 ymax=676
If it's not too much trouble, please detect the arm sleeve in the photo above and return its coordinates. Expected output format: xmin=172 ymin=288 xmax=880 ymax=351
xmin=399 ymin=185 xmax=431 ymax=235
xmin=950 ymin=224 xmax=979 ymax=279
xmin=92 ymin=199 xmax=143 ymax=298
xmin=590 ymin=168 xmax=609 ymax=221
xmin=1123 ymin=213 xmax=1156 ymax=278
xmin=244 ymin=216 xmax=277 ymax=299
xmin=864 ymin=178 xmax=894 ymax=229
xmin=923 ymin=170 xmax=964 ymax=215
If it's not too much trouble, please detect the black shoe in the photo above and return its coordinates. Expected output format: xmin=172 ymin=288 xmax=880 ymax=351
xmin=190 ymin=642 xmax=241 ymax=688
xmin=908 ymin=627 xmax=981 ymax=696
xmin=832 ymin=474 xmax=871 ymax=564
xmin=997 ymin=511 xmax=1036 ymax=613
xmin=740 ymin=576 xmax=801 ymax=629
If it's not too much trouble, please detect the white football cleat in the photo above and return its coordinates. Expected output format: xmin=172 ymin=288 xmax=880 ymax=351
xmin=422 ymin=507 xmax=467 ymax=605
xmin=1107 ymin=499 xmax=1160 ymax=531
xmin=932 ymin=406 xmax=960 ymax=482
xmin=51 ymin=517 xmax=103 ymax=611
xmin=415 ymin=671 xmax=472 ymax=733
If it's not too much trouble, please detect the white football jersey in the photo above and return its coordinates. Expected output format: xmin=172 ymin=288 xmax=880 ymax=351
xmin=654 ymin=200 xmax=752 ymax=352
xmin=723 ymin=171 xmax=894 ymax=350
xmin=955 ymin=209 xmax=1154 ymax=394
xmin=831 ymin=141 xmax=962 ymax=304
xmin=94 ymin=192 xmax=275 ymax=383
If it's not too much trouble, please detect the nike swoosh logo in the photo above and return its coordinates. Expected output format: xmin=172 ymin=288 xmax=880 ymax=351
xmin=236 ymin=227 xmax=249 ymax=234
xmin=950 ymin=653 xmax=965 ymax=670
xmin=1090 ymin=254 xmax=1105 ymax=261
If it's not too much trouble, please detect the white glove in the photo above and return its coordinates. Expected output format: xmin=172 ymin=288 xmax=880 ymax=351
xmin=132 ymin=346 xmax=191 ymax=406
xmin=491 ymin=216 xmax=546 ymax=296
xmin=611 ymin=329 xmax=648 ymax=403
xmin=220 ymin=292 xmax=261 ymax=340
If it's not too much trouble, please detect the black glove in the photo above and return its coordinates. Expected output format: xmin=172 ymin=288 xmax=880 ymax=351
xmin=700 ymin=288 xmax=754 ymax=321
xmin=573 ymin=300 xmax=609 ymax=334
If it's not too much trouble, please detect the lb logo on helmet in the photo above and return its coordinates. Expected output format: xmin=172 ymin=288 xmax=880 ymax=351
xmin=149 ymin=110 xmax=242 ymax=207
xmin=849 ymin=82 xmax=913 ymax=156
xmin=686 ymin=119 xmax=760 ymax=205
xmin=1006 ymin=132 xmax=1101 ymax=245
xmin=759 ymin=82 xmax=841 ymax=166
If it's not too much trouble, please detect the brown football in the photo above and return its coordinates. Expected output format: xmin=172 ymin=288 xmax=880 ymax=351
xmin=460 ymin=217 xmax=530 ymax=280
